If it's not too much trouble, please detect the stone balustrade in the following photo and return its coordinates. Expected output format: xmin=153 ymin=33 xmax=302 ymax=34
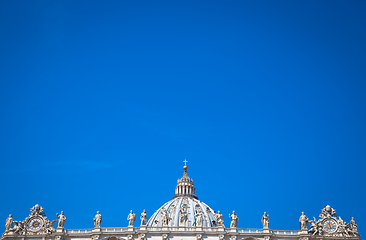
xmin=53 ymin=227 xmax=301 ymax=234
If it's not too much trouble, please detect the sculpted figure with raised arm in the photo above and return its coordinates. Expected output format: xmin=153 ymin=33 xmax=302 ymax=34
xmin=229 ymin=211 xmax=238 ymax=228
xmin=56 ymin=211 xmax=66 ymax=228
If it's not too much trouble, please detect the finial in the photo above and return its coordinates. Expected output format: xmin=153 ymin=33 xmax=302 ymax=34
xmin=183 ymin=159 xmax=188 ymax=170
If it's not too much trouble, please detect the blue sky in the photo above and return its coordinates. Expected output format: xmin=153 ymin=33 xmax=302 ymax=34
xmin=1 ymin=0 xmax=366 ymax=237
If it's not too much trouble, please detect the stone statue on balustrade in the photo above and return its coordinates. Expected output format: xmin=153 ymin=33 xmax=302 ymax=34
xmin=127 ymin=210 xmax=136 ymax=227
xmin=5 ymin=214 xmax=13 ymax=232
xmin=299 ymin=212 xmax=309 ymax=230
xmin=262 ymin=212 xmax=269 ymax=229
xmin=56 ymin=211 xmax=66 ymax=228
xmin=195 ymin=211 xmax=203 ymax=227
xmin=215 ymin=211 xmax=224 ymax=227
xmin=229 ymin=211 xmax=238 ymax=228
xmin=140 ymin=210 xmax=147 ymax=226
xmin=94 ymin=211 xmax=102 ymax=228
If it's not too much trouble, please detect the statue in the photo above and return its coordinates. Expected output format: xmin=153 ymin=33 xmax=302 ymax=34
xmin=349 ymin=217 xmax=358 ymax=234
xmin=320 ymin=205 xmax=337 ymax=219
xmin=337 ymin=217 xmax=349 ymax=237
xmin=179 ymin=206 xmax=188 ymax=226
xmin=308 ymin=217 xmax=319 ymax=236
xmin=13 ymin=221 xmax=25 ymax=235
xmin=299 ymin=212 xmax=309 ymax=230
xmin=229 ymin=211 xmax=238 ymax=228
xmin=30 ymin=204 xmax=45 ymax=216
xmin=195 ymin=211 xmax=203 ymax=227
xmin=56 ymin=211 xmax=66 ymax=228
xmin=261 ymin=212 xmax=269 ymax=229
xmin=44 ymin=217 xmax=57 ymax=234
xmin=5 ymin=214 xmax=13 ymax=231
xmin=127 ymin=210 xmax=136 ymax=227
xmin=94 ymin=211 xmax=102 ymax=228
xmin=140 ymin=210 xmax=147 ymax=226
xmin=215 ymin=211 xmax=224 ymax=227
xmin=161 ymin=208 xmax=169 ymax=226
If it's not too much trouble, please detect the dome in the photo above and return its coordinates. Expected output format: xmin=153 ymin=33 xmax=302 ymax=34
xmin=147 ymin=164 xmax=217 ymax=227
xmin=147 ymin=197 xmax=216 ymax=227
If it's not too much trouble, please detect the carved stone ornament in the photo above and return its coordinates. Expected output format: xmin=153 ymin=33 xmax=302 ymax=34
xmin=229 ymin=236 xmax=237 ymax=240
xmin=263 ymin=236 xmax=271 ymax=240
xmin=3 ymin=204 xmax=58 ymax=236
xmin=101 ymin=236 xmax=123 ymax=240
xmin=127 ymin=235 xmax=133 ymax=240
xmin=242 ymin=238 xmax=257 ymax=240
xmin=308 ymin=205 xmax=360 ymax=237
xmin=196 ymin=234 xmax=202 ymax=240
xmin=92 ymin=235 xmax=100 ymax=240
xmin=162 ymin=234 xmax=169 ymax=240
xmin=218 ymin=235 xmax=225 ymax=240
xmin=139 ymin=234 xmax=146 ymax=240
xmin=55 ymin=235 xmax=64 ymax=240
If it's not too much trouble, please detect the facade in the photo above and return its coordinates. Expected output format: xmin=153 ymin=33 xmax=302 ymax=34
xmin=2 ymin=164 xmax=361 ymax=240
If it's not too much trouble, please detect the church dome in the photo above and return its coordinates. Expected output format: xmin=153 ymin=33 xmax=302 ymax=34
xmin=147 ymin=163 xmax=217 ymax=227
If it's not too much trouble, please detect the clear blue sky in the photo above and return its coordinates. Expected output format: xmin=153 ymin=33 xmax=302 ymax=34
xmin=1 ymin=0 xmax=365 ymax=237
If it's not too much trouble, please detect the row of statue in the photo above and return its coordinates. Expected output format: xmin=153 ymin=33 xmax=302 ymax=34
xmin=4 ymin=204 xmax=359 ymax=237
xmin=217 ymin=211 xmax=268 ymax=229
xmin=93 ymin=210 xmax=145 ymax=228
xmin=95 ymin=209 xmax=263 ymax=229
xmin=95 ymin=210 xmax=239 ymax=228
xmin=5 ymin=209 xmax=268 ymax=232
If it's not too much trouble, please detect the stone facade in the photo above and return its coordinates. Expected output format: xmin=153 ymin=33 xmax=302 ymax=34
xmin=1 ymin=164 xmax=361 ymax=240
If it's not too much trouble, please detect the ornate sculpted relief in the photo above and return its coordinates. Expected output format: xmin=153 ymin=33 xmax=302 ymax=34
xmin=4 ymin=204 xmax=59 ymax=236
xmin=179 ymin=202 xmax=189 ymax=226
xmin=308 ymin=205 xmax=359 ymax=237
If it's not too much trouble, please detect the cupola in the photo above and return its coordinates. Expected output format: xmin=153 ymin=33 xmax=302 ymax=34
xmin=172 ymin=161 xmax=198 ymax=199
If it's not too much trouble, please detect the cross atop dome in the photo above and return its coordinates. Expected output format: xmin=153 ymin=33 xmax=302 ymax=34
xmin=172 ymin=160 xmax=198 ymax=200
xmin=183 ymin=159 xmax=188 ymax=170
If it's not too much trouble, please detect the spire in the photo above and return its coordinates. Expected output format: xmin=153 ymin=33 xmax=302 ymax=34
xmin=172 ymin=160 xmax=198 ymax=199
